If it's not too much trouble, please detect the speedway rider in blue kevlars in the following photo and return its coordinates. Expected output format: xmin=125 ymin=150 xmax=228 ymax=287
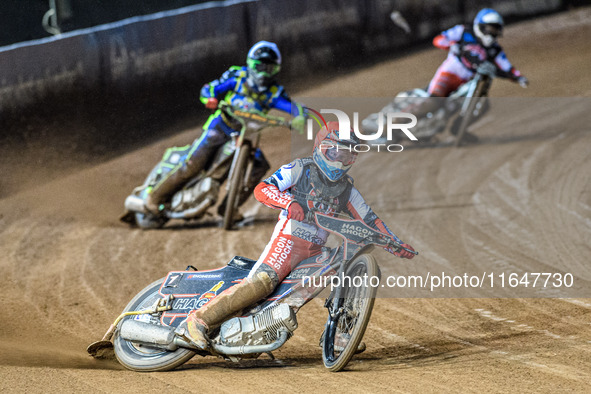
xmin=182 ymin=121 xmax=416 ymax=350
xmin=427 ymin=8 xmax=528 ymax=97
xmin=145 ymin=41 xmax=306 ymax=216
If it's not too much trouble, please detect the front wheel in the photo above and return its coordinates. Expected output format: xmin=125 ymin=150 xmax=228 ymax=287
xmin=223 ymin=145 xmax=250 ymax=230
xmin=452 ymin=82 xmax=489 ymax=147
xmin=322 ymin=254 xmax=379 ymax=372
xmin=113 ymin=279 xmax=196 ymax=371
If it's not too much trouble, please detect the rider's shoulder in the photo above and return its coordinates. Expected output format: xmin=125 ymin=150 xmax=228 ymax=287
xmin=459 ymin=24 xmax=479 ymax=42
xmin=298 ymin=157 xmax=315 ymax=168
xmin=221 ymin=66 xmax=248 ymax=80
xmin=267 ymin=83 xmax=286 ymax=98
xmin=284 ymin=158 xmax=309 ymax=177
xmin=443 ymin=24 xmax=466 ymax=37
xmin=276 ymin=159 xmax=304 ymax=173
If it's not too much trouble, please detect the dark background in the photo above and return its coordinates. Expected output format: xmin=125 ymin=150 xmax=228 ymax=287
xmin=1 ymin=0 xmax=212 ymax=46
xmin=0 ymin=0 xmax=583 ymax=173
xmin=2 ymin=0 xmax=584 ymax=46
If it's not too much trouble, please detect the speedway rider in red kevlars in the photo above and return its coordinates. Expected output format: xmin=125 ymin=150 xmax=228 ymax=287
xmin=182 ymin=121 xmax=416 ymax=349
xmin=427 ymin=8 xmax=528 ymax=97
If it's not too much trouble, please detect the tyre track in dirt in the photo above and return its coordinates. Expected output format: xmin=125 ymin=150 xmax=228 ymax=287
xmin=1 ymin=7 xmax=590 ymax=393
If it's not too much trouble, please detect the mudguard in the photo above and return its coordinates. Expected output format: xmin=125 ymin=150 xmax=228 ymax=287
xmin=158 ymin=256 xmax=256 ymax=326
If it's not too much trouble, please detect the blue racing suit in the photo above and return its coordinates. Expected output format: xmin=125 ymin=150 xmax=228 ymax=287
xmin=148 ymin=66 xmax=304 ymax=208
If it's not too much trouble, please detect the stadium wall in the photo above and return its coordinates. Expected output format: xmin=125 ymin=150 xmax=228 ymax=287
xmin=0 ymin=0 xmax=564 ymax=141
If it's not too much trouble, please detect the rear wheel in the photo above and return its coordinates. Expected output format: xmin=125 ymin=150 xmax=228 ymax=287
xmin=322 ymin=254 xmax=379 ymax=372
xmin=113 ymin=279 xmax=196 ymax=371
xmin=223 ymin=145 xmax=250 ymax=230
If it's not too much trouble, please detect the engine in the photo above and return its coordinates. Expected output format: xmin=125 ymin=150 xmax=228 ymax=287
xmin=170 ymin=177 xmax=219 ymax=213
xmin=218 ymin=303 xmax=298 ymax=347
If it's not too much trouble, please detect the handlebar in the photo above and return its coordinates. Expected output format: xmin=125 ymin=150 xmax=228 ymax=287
xmin=386 ymin=238 xmax=419 ymax=256
xmin=218 ymin=101 xmax=291 ymax=129
xmin=313 ymin=212 xmax=418 ymax=256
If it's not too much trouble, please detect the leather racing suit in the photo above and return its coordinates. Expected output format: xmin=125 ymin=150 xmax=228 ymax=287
xmin=147 ymin=65 xmax=304 ymax=211
xmin=428 ymin=24 xmax=523 ymax=97
xmin=182 ymin=157 xmax=413 ymax=349
xmin=250 ymin=157 xmax=405 ymax=283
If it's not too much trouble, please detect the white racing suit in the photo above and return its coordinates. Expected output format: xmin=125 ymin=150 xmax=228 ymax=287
xmin=251 ymin=157 xmax=404 ymax=283
xmin=184 ymin=157 xmax=408 ymax=347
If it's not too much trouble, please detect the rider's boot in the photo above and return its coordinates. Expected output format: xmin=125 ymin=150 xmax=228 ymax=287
xmin=145 ymin=165 xmax=190 ymax=214
xmin=184 ymin=271 xmax=275 ymax=350
xmin=145 ymin=129 xmax=228 ymax=214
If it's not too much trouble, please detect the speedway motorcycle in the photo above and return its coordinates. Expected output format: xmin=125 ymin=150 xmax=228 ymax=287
xmin=120 ymin=101 xmax=291 ymax=230
xmin=88 ymin=212 xmax=418 ymax=372
xmin=362 ymin=61 xmax=498 ymax=146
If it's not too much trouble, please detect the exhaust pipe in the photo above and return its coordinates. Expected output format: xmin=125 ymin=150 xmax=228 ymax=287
xmin=119 ymin=320 xmax=290 ymax=355
xmin=119 ymin=320 xmax=189 ymax=351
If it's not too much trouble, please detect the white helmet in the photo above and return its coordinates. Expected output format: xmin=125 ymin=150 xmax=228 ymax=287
xmin=473 ymin=8 xmax=504 ymax=47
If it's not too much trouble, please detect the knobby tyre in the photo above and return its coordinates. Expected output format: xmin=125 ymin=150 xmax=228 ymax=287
xmin=322 ymin=254 xmax=379 ymax=372
xmin=113 ymin=279 xmax=196 ymax=371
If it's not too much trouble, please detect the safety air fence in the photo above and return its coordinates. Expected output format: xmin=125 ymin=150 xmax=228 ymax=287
xmin=0 ymin=0 xmax=563 ymax=114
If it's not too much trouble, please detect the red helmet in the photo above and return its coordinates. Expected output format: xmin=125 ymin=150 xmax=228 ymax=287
xmin=312 ymin=121 xmax=359 ymax=182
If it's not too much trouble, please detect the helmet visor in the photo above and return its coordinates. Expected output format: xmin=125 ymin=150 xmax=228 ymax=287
xmin=480 ymin=23 xmax=503 ymax=38
xmin=248 ymin=59 xmax=281 ymax=77
xmin=321 ymin=141 xmax=358 ymax=166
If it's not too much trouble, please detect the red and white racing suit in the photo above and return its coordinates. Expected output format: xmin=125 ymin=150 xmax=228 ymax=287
xmin=428 ymin=24 xmax=523 ymax=97
xmin=249 ymin=157 xmax=403 ymax=282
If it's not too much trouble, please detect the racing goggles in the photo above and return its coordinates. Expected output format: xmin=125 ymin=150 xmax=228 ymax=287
xmin=248 ymin=59 xmax=281 ymax=76
xmin=479 ymin=23 xmax=503 ymax=38
xmin=320 ymin=141 xmax=358 ymax=166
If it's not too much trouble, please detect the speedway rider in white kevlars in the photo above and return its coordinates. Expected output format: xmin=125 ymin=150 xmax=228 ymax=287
xmin=181 ymin=121 xmax=416 ymax=349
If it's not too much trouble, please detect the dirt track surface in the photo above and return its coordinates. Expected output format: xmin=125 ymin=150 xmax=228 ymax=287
xmin=1 ymin=8 xmax=590 ymax=393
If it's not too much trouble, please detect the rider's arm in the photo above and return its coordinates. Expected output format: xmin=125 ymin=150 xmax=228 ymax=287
xmin=254 ymin=160 xmax=303 ymax=210
xmin=433 ymin=25 xmax=464 ymax=50
xmin=268 ymin=86 xmax=305 ymax=117
xmin=345 ymin=187 xmax=415 ymax=258
xmin=345 ymin=187 xmax=403 ymax=244
xmin=493 ymin=50 xmax=523 ymax=80
xmin=199 ymin=67 xmax=242 ymax=105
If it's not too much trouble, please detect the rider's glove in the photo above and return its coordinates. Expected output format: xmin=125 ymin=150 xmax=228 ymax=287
xmin=517 ymin=76 xmax=529 ymax=88
xmin=291 ymin=115 xmax=306 ymax=135
xmin=205 ymin=97 xmax=219 ymax=110
xmin=389 ymin=242 xmax=415 ymax=259
xmin=287 ymin=202 xmax=305 ymax=222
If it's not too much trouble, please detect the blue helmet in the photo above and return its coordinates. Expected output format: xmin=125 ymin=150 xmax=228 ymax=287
xmin=246 ymin=41 xmax=282 ymax=91
xmin=473 ymin=8 xmax=504 ymax=47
